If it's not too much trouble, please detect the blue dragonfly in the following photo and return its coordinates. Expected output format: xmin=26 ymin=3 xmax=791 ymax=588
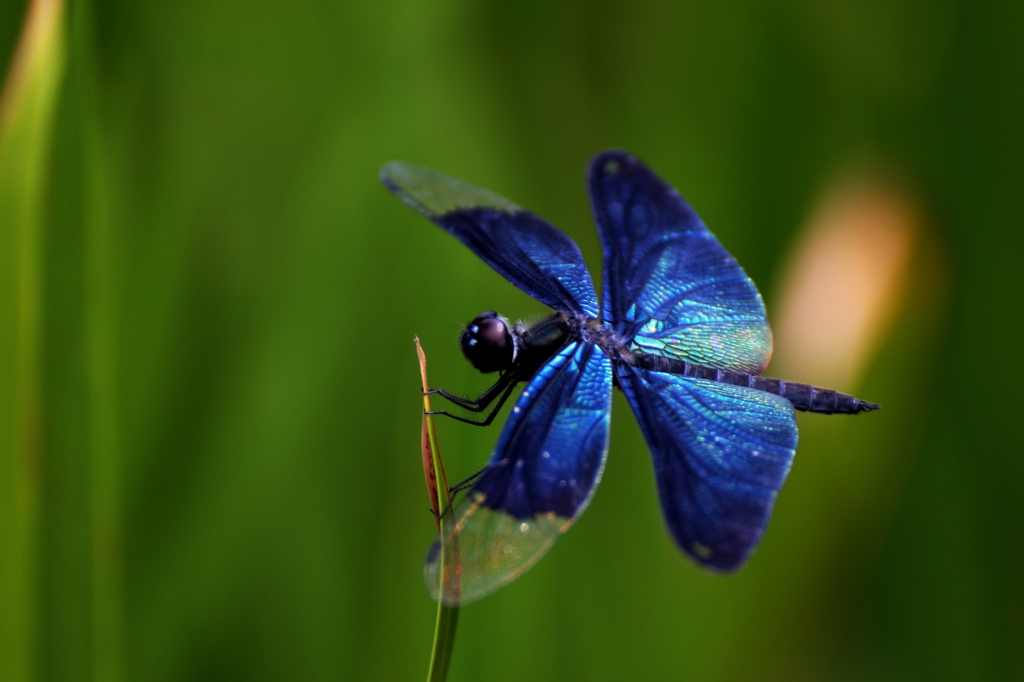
xmin=381 ymin=151 xmax=878 ymax=606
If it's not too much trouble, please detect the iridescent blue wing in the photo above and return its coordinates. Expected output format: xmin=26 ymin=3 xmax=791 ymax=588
xmin=589 ymin=151 xmax=772 ymax=373
xmin=381 ymin=162 xmax=599 ymax=317
xmin=425 ymin=342 xmax=612 ymax=605
xmin=616 ymin=365 xmax=797 ymax=571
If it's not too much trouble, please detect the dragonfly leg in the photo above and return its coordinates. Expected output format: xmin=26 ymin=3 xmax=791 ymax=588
xmin=433 ymin=466 xmax=488 ymax=519
xmin=425 ymin=369 xmax=516 ymax=411
xmin=424 ymin=370 xmax=521 ymax=426
xmin=424 ymin=388 xmax=483 ymax=410
xmin=426 ymin=380 xmax=519 ymax=427
xmin=450 ymin=467 xmax=486 ymax=494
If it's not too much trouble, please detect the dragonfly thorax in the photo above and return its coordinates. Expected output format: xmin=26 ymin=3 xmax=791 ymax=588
xmin=460 ymin=311 xmax=517 ymax=373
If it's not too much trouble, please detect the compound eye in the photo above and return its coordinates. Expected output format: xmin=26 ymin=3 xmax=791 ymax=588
xmin=460 ymin=311 xmax=515 ymax=373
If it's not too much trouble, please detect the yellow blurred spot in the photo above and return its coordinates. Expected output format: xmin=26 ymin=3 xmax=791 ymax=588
xmin=692 ymin=541 xmax=713 ymax=559
xmin=770 ymin=170 xmax=919 ymax=388
xmin=0 ymin=0 xmax=64 ymax=134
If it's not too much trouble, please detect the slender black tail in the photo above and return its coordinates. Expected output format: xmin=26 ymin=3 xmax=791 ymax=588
xmin=749 ymin=376 xmax=880 ymax=414
xmin=630 ymin=353 xmax=880 ymax=415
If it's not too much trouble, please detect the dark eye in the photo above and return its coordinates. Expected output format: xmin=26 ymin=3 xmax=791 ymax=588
xmin=460 ymin=311 xmax=516 ymax=373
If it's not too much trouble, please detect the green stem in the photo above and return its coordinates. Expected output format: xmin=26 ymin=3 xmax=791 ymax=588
xmin=416 ymin=339 xmax=459 ymax=682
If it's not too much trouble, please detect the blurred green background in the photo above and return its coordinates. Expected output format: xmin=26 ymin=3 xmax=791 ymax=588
xmin=2 ymin=1 xmax=1022 ymax=680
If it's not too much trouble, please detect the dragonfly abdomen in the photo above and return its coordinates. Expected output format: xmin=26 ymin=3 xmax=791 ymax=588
xmin=629 ymin=353 xmax=879 ymax=414
xmin=754 ymin=378 xmax=879 ymax=414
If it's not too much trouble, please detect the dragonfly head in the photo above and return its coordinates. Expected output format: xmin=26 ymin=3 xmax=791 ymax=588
xmin=460 ymin=311 xmax=517 ymax=373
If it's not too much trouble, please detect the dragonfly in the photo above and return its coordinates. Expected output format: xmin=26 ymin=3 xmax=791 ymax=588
xmin=381 ymin=151 xmax=879 ymax=606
